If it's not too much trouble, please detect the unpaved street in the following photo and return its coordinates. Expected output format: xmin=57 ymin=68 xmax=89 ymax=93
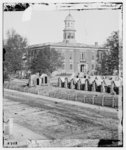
xmin=3 ymin=90 xmax=120 ymax=147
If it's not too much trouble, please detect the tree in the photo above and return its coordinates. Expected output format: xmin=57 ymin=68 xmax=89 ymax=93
xmin=96 ymin=31 xmax=119 ymax=75
xmin=49 ymin=49 xmax=64 ymax=73
xmin=4 ymin=29 xmax=28 ymax=74
xmin=3 ymin=48 xmax=6 ymax=61
xmin=29 ymin=47 xmax=64 ymax=75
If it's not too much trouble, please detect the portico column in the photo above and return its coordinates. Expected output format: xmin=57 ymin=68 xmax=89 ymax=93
xmin=78 ymin=64 xmax=80 ymax=73
xmin=85 ymin=64 xmax=88 ymax=74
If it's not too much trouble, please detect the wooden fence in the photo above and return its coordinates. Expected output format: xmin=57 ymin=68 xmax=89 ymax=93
xmin=49 ymin=91 xmax=119 ymax=108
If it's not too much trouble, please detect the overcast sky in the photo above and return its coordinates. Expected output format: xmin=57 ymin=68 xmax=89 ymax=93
xmin=4 ymin=5 xmax=122 ymax=46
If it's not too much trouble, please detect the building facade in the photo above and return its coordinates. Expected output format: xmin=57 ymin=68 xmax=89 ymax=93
xmin=26 ymin=13 xmax=108 ymax=75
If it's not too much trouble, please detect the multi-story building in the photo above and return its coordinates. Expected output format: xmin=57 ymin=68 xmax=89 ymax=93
xmin=26 ymin=13 xmax=108 ymax=75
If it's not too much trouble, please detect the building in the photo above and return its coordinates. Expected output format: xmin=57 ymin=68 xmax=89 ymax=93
xmin=26 ymin=13 xmax=108 ymax=75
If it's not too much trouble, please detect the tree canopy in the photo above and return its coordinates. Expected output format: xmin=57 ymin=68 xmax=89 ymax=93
xmin=29 ymin=47 xmax=64 ymax=75
xmin=96 ymin=31 xmax=119 ymax=75
xmin=4 ymin=29 xmax=28 ymax=74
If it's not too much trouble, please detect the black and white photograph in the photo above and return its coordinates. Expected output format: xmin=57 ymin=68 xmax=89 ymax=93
xmin=2 ymin=1 xmax=124 ymax=148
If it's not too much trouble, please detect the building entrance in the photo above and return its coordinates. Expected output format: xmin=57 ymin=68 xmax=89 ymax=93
xmin=79 ymin=63 xmax=88 ymax=73
xmin=80 ymin=64 xmax=85 ymax=72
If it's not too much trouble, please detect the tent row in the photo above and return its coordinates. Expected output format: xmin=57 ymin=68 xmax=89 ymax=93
xmin=58 ymin=76 xmax=122 ymax=95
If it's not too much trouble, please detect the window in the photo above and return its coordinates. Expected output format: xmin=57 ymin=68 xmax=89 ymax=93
xmin=98 ymin=51 xmax=103 ymax=61
xmin=64 ymin=33 xmax=66 ymax=39
xmin=66 ymin=40 xmax=69 ymax=43
xmin=71 ymin=35 xmax=73 ymax=39
xmin=70 ymin=64 xmax=73 ymax=70
xmin=80 ymin=52 xmax=85 ymax=60
xmin=82 ymin=53 xmax=84 ymax=60
xmin=92 ymin=55 xmax=94 ymax=60
xmin=69 ymin=52 xmax=72 ymax=60
xmin=101 ymin=53 xmax=103 ymax=60
xmin=62 ymin=63 xmax=65 ymax=69
xmin=70 ymin=33 xmax=72 ymax=38
xmin=92 ymin=64 xmax=95 ymax=69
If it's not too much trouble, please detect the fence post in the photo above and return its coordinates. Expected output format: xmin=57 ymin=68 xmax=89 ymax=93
xmin=102 ymin=96 xmax=104 ymax=106
xmin=92 ymin=96 xmax=95 ymax=105
xmin=61 ymin=92 xmax=63 ymax=99
xmin=59 ymin=93 xmax=61 ymax=99
xmin=85 ymin=96 xmax=87 ymax=103
xmin=83 ymin=95 xmax=85 ymax=103
xmin=68 ymin=94 xmax=69 ymax=100
xmin=57 ymin=92 xmax=59 ymax=98
xmin=76 ymin=93 xmax=78 ymax=101
xmin=112 ymin=97 xmax=115 ymax=108
xmin=54 ymin=92 xmax=55 ymax=98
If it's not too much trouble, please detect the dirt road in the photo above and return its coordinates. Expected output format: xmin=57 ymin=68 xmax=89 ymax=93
xmin=3 ymin=90 xmax=121 ymax=147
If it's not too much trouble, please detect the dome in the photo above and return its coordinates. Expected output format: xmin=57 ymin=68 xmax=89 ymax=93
xmin=65 ymin=13 xmax=74 ymax=21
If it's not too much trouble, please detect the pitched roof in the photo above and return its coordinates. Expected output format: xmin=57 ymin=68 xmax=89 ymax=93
xmin=27 ymin=42 xmax=108 ymax=50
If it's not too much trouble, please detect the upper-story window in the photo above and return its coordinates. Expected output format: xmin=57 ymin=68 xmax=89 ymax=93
xmin=69 ymin=52 xmax=72 ymax=60
xmin=62 ymin=62 xmax=65 ymax=69
xmin=80 ymin=52 xmax=85 ymax=60
xmin=98 ymin=51 xmax=103 ymax=61
xmin=92 ymin=64 xmax=95 ymax=69
xmin=66 ymin=40 xmax=69 ymax=43
xmin=64 ymin=33 xmax=66 ymax=39
xmin=71 ymin=33 xmax=74 ymax=39
xmin=92 ymin=55 xmax=94 ymax=60
xmin=70 ymin=64 xmax=73 ymax=70
xmin=31 ymin=50 xmax=34 ymax=56
xmin=101 ymin=53 xmax=103 ymax=60
xmin=82 ymin=53 xmax=84 ymax=60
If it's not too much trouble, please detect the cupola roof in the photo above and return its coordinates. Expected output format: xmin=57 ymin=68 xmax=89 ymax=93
xmin=65 ymin=13 xmax=74 ymax=21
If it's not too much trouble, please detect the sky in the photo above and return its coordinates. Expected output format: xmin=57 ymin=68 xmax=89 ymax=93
xmin=3 ymin=5 xmax=122 ymax=46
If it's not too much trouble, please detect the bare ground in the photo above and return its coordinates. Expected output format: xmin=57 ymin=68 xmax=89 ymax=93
xmin=3 ymin=90 xmax=121 ymax=147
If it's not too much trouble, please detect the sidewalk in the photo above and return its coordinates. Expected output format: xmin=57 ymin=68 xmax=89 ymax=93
xmin=4 ymin=89 xmax=118 ymax=113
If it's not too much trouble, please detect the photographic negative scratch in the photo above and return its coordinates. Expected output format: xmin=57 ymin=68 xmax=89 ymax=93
xmin=4 ymin=3 xmax=29 ymax=11
xmin=3 ymin=2 xmax=123 ymax=12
